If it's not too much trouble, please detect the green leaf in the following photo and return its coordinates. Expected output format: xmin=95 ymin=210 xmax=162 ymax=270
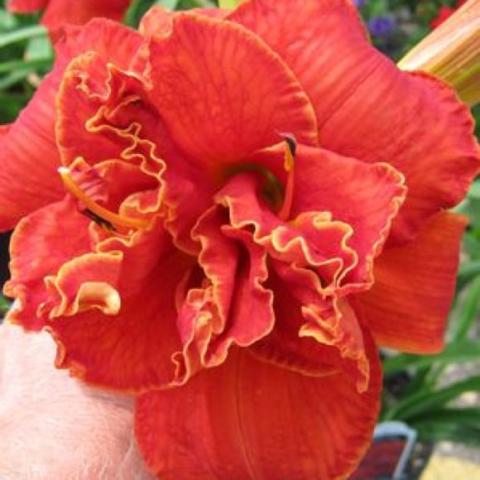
xmin=0 ymin=92 xmax=32 ymax=121
xmin=416 ymin=423 xmax=480 ymax=446
xmin=468 ymin=180 xmax=480 ymax=200
xmin=458 ymin=260 xmax=480 ymax=290
xmin=411 ymin=410 xmax=480 ymax=446
xmin=218 ymin=0 xmax=239 ymax=8
xmin=0 ymin=294 xmax=10 ymax=317
xmin=0 ymin=9 xmax=18 ymax=31
xmin=25 ymin=34 xmax=52 ymax=60
xmin=155 ymin=0 xmax=180 ymax=8
xmin=124 ymin=0 xmax=156 ymax=26
xmin=0 ymin=24 xmax=46 ymax=49
xmin=410 ymin=407 xmax=480 ymax=425
xmin=398 ymin=365 xmax=433 ymax=398
xmin=383 ymin=339 xmax=480 ymax=375
xmin=385 ymin=377 xmax=480 ymax=420
xmin=177 ymin=0 xmax=215 ymax=8
xmin=0 ymin=69 xmax=31 ymax=89
xmin=450 ymin=276 xmax=480 ymax=341
xmin=0 ymin=57 xmax=51 ymax=74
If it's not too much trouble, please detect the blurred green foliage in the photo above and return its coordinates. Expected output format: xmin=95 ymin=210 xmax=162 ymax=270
xmin=0 ymin=0 xmax=478 ymax=448
xmin=0 ymin=0 xmax=51 ymax=122
xmin=380 ymin=176 xmax=480 ymax=446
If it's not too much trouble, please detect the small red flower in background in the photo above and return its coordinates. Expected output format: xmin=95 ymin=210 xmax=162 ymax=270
xmin=8 ymin=0 xmax=131 ymax=29
xmin=1 ymin=0 xmax=479 ymax=478
xmin=431 ymin=0 xmax=468 ymax=29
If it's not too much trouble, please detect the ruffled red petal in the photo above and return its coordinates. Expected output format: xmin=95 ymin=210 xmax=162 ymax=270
xmin=228 ymin=0 xmax=366 ymax=128
xmin=55 ymin=40 xmax=208 ymax=253
xmin=321 ymin=71 xmax=479 ymax=243
xmin=0 ymin=72 xmax=64 ymax=230
xmin=3 ymin=197 xmax=91 ymax=331
xmin=43 ymin=0 xmax=130 ymax=29
xmin=56 ymin=51 xmax=162 ymax=172
xmin=175 ymin=205 xmax=274 ymax=379
xmin=11 ymin=0 xmax=131 ymax=28
xmin=216 ymin=173 xmax=355 ymax=288
xmin=136 ymin=343 xmax=381 ymax=480
xmin=140 ymin=5 xmax=227 ymax=39
xmin=186 ymin=159 xmax=402 ymax=389
xmin=353 ymin=212 xmax=467 ymax=354
xmin=7 ymin=0 xmax=48 ymax=12
xmin=216 ymin=145 xmax=406 ymax=292
xmin=44 ymin=222 xmax=195 ymax=391
xmin=230 ymin=0 xmax=480 ymax=242
xmin=291 ymin=145 xmax=406 ymax=289
xmin=55 ymin=20 xmax=148 ymax=171
xmin=252 ymin=263 xmax=371 ymax=392
xmin=55 ymin=18 xmax=144 ymax=70
xmin=147 ymin=11 xmax=318 ymax=171
xmin=0 ymin=19 xmax=144 ymax=231
xmin=9 ymin=0 xmax=130 ymax=22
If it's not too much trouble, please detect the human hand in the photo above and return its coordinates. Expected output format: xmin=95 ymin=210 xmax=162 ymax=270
xmin=0 ymin=322 xmax=154 ymax=480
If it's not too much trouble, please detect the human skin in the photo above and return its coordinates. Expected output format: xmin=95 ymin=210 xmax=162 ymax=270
xmin=0 ymin=322 xmax=153 ymax=480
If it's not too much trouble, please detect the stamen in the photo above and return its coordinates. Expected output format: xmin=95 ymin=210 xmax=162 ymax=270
xmin=277 ymin=134 xmax=296 ymax=221
xmin=58 ymin=166 xmax=149 ymax=230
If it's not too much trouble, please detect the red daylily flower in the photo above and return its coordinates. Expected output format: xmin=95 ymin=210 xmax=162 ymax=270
xmin=8 ymin=0 xmax=131 ymax=29
xmin=430 ymin=0 xmax=468 ymax=29
xmin=1 ymin=1 xmax=479 ymax=478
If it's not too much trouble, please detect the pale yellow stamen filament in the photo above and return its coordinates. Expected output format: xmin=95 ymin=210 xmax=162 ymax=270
xmin=58 ymin=166 xmax=149 ymax=230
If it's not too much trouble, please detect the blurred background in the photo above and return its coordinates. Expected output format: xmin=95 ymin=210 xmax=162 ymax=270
xmin=0 ymin=1 xmax=478 ymax=479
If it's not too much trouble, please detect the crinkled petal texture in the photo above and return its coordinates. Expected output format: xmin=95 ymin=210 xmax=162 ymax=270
xmin=4 ymin=197 xmax=91 ymax=331
xmin=44 ymin=224 xmax=196 ymax=392
xmin=142 ymin=9 xmax=320 ymax=252
xmin=136 ymin=344 xmax=381 ymax=480
xmin=0 ymin=70 xmax=64 ymax=230
xmin=353 ymin=212 xmax=467 ymax=354
xmin=8 ymin=0 xmax=131 ymax=28
xmin=2 ymin=18 xmax=186 ymax=391
xmin=229 ymin=0 xmax=480 ymax=242
xmin=172 ymin=144 xmax=405 ymax=391
xmin=146 ymin=11 xmax=318 ymax=168
xmin=3 ymin=10 xmax=321 ymax=391
xmin=4 ymin=192 xmax=195 ymax=391
xmin=0 ymin=19 xmax=143 ymax=231
xmin=43 ymin=0 xmax=131 ymax=28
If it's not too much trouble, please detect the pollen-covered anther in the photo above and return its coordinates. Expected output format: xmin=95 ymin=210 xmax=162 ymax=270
xmin=58 ymin=166 xmax=150 ymax=230
xmin=277 ymin=134 xmax=296 ymax=221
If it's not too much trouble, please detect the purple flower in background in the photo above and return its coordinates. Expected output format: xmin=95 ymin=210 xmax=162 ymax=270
xmin=368 ymin=15 xmax=396 ymax=37
xmin=354 ymin=0 xmax=366 ymax=6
